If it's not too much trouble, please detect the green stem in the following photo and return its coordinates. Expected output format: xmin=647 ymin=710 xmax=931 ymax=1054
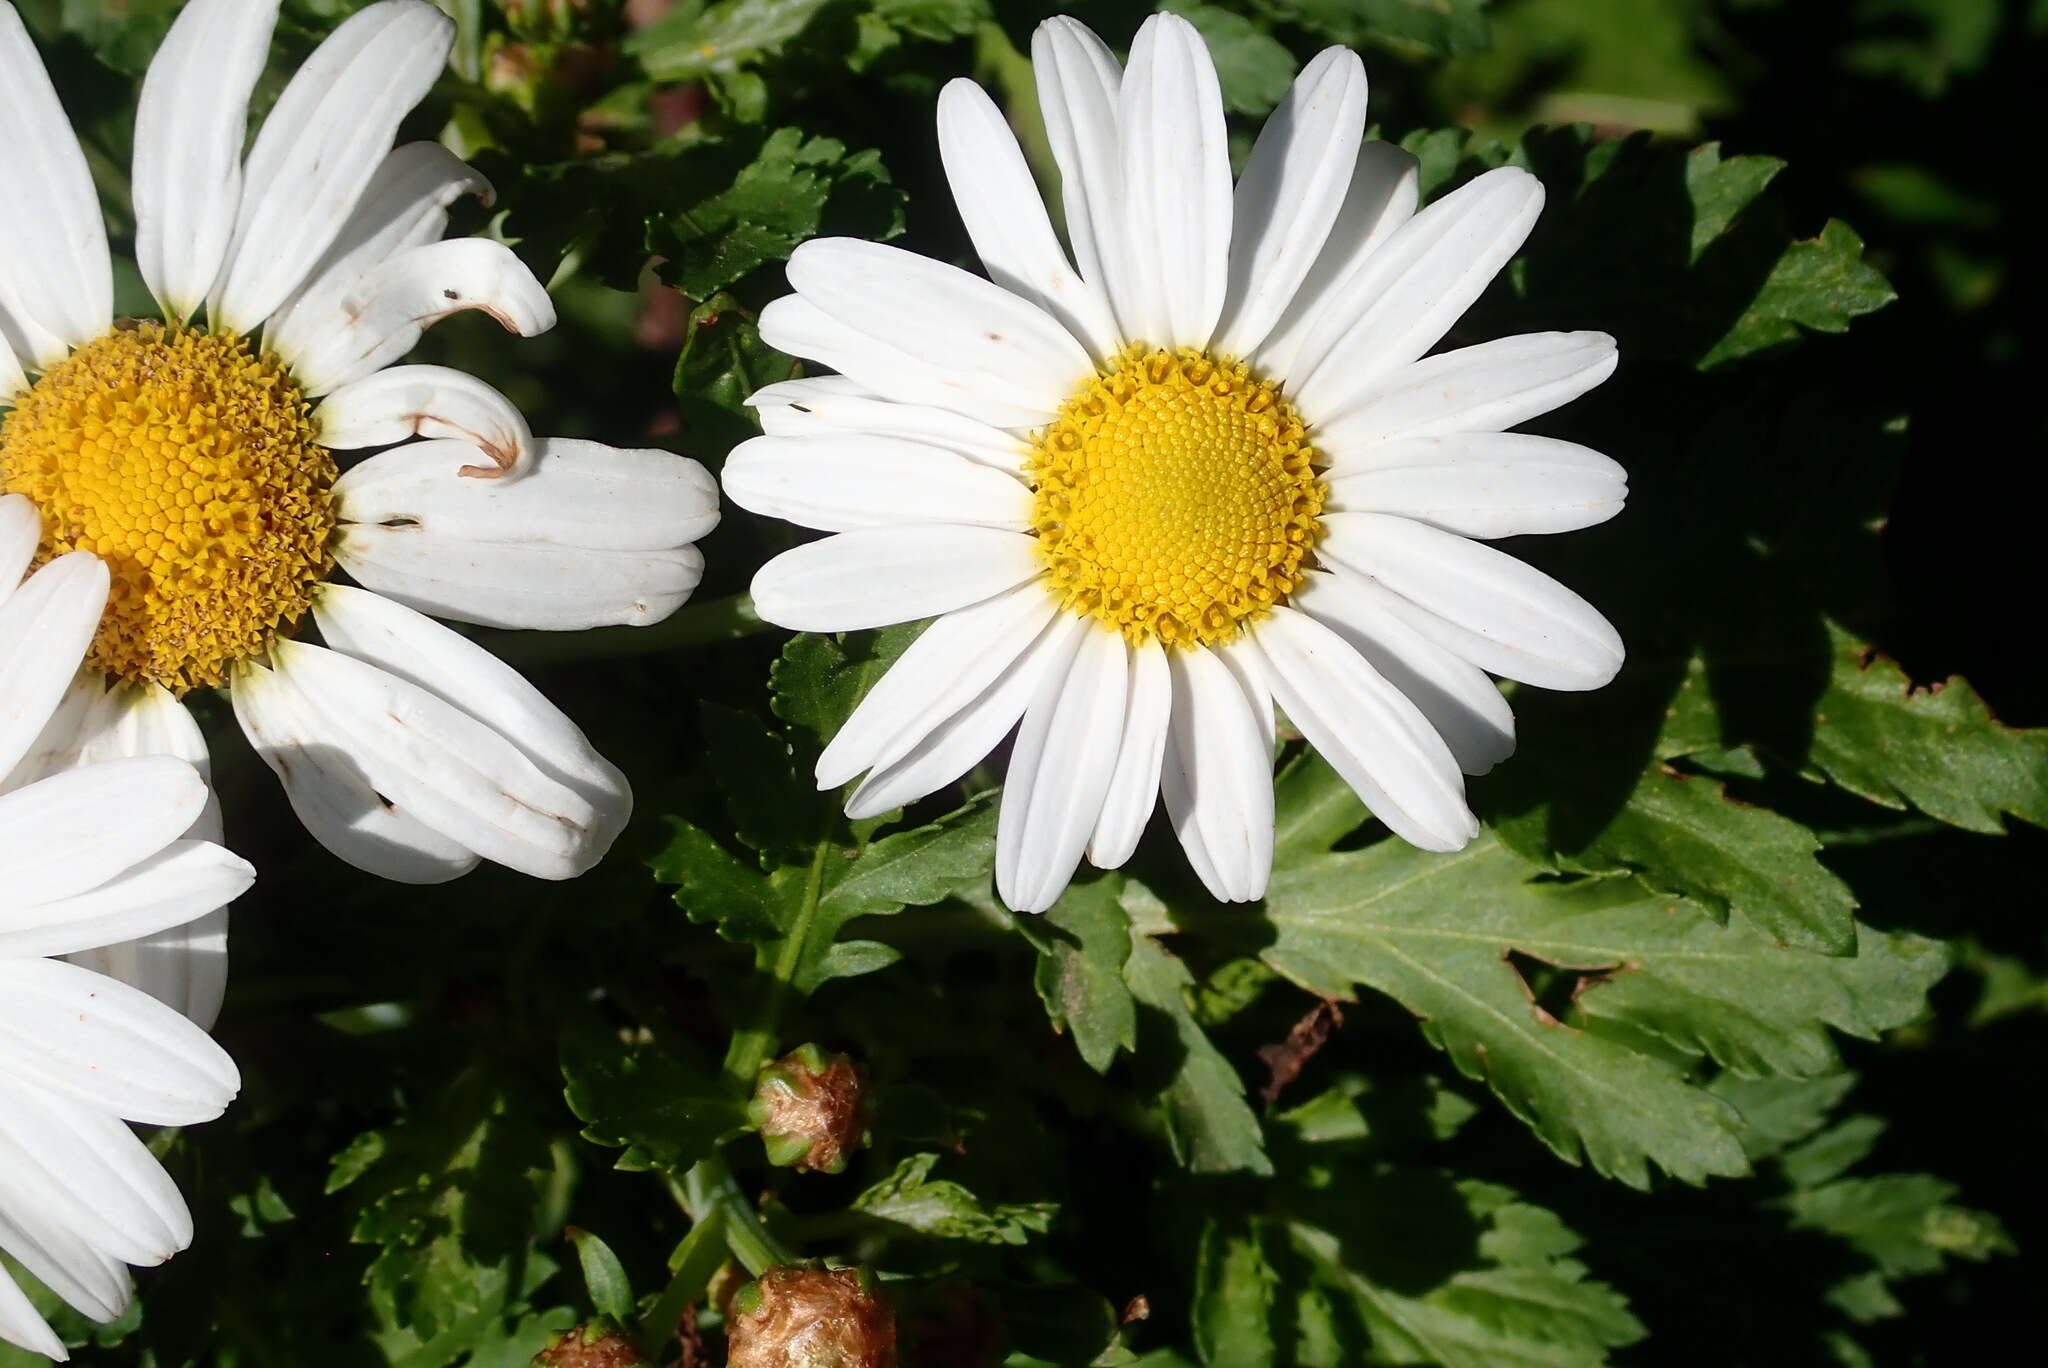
xmin=636 ymin=1204 xmax=729 ymax=1351
xmin=676 ymin=1156 xmax=794 ymax=1276
xmin=473 ymin=593 xmax=770 ymax=668
xmin=720 ymin=840 xmax=832 ymax=1088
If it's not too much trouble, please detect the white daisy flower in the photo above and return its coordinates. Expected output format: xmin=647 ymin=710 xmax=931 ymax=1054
xmin=0 ymin=0 xmax=721 ymax=952
xmin=2 ymin=497 xmax=254 ymax=1362
xmin=727 ymin=12 xmax=1627 ymax=913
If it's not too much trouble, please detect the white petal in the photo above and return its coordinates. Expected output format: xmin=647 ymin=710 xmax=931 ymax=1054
xmin=282 ymin=239 xmax=556 ymax=396
xmin=1316 ymin=332 xmax=1619 ymax=452
xmin=1117 ymin=12 xmax=1232 ymax=349
xmin=1087 ymin=637 xmax=1170 ymax=869
xmin=0 ymin=757 xmax=208 ymax=907
xmin=0 ymin=956 xmax=238 ymax=1125
xmin=747 ymin=375 xmax=873 ymax=407
xmin=1252 ymin=605 xmax=1477 ymax=850
xmin=1212 ymin=47 xmax=1368 ymax=359
xmin=313 ymin=584 xmax=631 ymax=860
xmin=1161 ymin=645 xmax=1273 ymax=903
xmin=1292 ymin=570 xmax=1515 ymax=775
xmin=211 ymin=0 xmax=455 ymax=331
xmin=1323 ymin=432 xmax=1627 ymax=538
xmin=315 ymin=365 xmax=535 ymax=476
xmin=0 ymin=668 xmax=99 ymax=796
xmin=54 ymin=686 xmax=228 ymax=1029
xmin=230 ymin=659 xmax=480 ymax=883
xmin=0 ymin=841 xmax=249 ymax=961
xmin=1318 ymin=513 xmax=1625 ymax=691
xmin=1254 ymin=141 xmax=1418 ymax=381
xmin=131 ymin=0 xmax=279 ymax=322
xmin=0 ymin=1077 xmax=189 ymax=1263
xmin=818 ymin=582 xmax=1059 ymax=789
xmin=337 ymin=437 xmax=719 ymax=550
xmin=0 ymin=329 xmax=25 ymax=403
xmin=0 ymin=5 xmax=111 ymax=358
xmin=268 ymin=640 xmax=601 ymax=879
xmin=750 ymin=526 xmax=1044 ymax=633
xmin=0 ymin=1263 xmax=66 ymax=1360
xmin=1291 ymin=167 xmax=1545 ymax=418
xmin=996 ymin=623 xmax=1126 ymax=913
xmin=751 ymin=387 xmax=1028 ymax=474
xmin=845 ymin=613 xmax=1081 ymax=821
xmin=781 ymin=239 xmax=1092 ymax=428
xmin=0 ymin=554 xmax=109 ymax=780
xmin=334 ymin=526 xmax=703 ymax=631
xmin=1031 ymin=16 xmax=1132 ymax=341
xmin=723 ymin=434 xmax=1028 ymax=533
xmin=264 ymin=141 xmax=494 ymax=348
xmin=0 ymin=1200 xmax=128 ymax=1326
xmin=937 ymin=78 xmax=1120 ymax=362
xmin=0 ymin=494 xmax=39 ymax=608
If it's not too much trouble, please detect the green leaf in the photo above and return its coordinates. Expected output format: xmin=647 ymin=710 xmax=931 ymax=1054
xmin=1124 ymin=934 xmax=1273 ymax=1176
xmin=1193 ymin=1220 xmax=1278 ymax=1368
xmin=1795 ymin=623 xmax=2048 ymax=833
xmin=1275 ymin=1176 xmax=1642 ymax=1368
xmin=1495 ymin=764 xmax=1861 ymax=954
xmin=1018 ymin=877 xmax=1139 ymax=1072
xmin=567 ymin=1229 xmax=636 ymax=1325
xmin=1786 ymin=1176 xmax=2014 ymax=1279
xmin=673 ymin=292 xmax=798 ymax=454
xmin=655 ymin=127 xmax=903 ymax=298
xmin=1161 ymin=2 xmax=1297 ymax=115
xmin=626 ymin=0 xmax=833 ymax=113
xmin=1257 ymin=835 xmax=1947 ymax=1187
xmin=1701 ymin=218 xmax=1896 ymax=366
xmin=852 ymin=1153 xmax=1057 ymax=1245
xmin=560 ymin=1024 xmax=750 ymax=1173
xmin=768 ymin=626 xmax=922 ymax=746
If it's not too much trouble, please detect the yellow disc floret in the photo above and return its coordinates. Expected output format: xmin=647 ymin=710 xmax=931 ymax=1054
xmin=0 ymin=324 xmax=335 ymax=693
xmin=1028 ymin=346 xmax=1323 ymax=648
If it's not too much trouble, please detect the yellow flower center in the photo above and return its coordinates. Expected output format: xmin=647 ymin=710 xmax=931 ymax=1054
xmin=0 ymin=324 xmax=336 ymax=693
xmin=1028 ymin=346 xmax=1323 ymax=647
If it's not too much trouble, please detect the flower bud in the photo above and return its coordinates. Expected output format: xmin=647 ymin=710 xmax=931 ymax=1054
xmin=532 ymin=1318 xmax=649 ymax=1368
xmin=749 ymin=1045 xmax=870 ymax=1174
xmin=727 ymin=1266 xmax=897 ymax=1368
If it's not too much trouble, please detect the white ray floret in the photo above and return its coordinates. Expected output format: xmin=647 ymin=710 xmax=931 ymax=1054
xmin=728 ymin=11 xmax=1628 ymax=912
xmin=0 ymin=0 xmax=722 ymax=943
xmin=0 ymin=513 xmax=252 ymax=1361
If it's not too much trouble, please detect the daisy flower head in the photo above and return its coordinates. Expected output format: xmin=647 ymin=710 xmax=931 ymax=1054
xmin=3 ymin=496 xmax=254 ymax=1361
xmin=727 ymin=12 xmax=1627 ymax=912
xmin=0 ymin=1 xmax=720 ymax=893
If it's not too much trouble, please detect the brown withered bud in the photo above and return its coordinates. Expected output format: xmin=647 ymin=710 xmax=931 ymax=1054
xmin=531 ymin=1318 xmax=649 ymax=1368
xmin=748 ymin=1045 xmax=870 ymax=1174
xmin=727 ymin=1266 xmax=897 ymax=1368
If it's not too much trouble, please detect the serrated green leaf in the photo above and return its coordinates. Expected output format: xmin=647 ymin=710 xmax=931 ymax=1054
xmin=626 ymin=0 xmax=833 ymax=94
xmin=1702 ymin=218 xmax=1896 ymax=366
xmin=560 ymin=1025 xmax=750 ymax=1173
xmin=1125 ymin=936 xmax=1273 ymax=1176
xmin=1786 ymin=1176 xmax=2014 ymax=1279
xmin=673 ymin=291 xmax=798 ymax=454
xmin=852 ymin=1153 xmax=1056 ymax=1245
xmin=768 ymin=626 xmax=921 ymax=745
xmin=1257 ymin=836 xmax=1946 ymax=1187
xmin=1194 ymin=1220 xmax=1278 ymax=1368
xmin=1495 ymin=764 xmax=1861 ymax=954
xmin=1019 ymin=877 xmax=1138 ymax=1072
xmin=1279 ymin=1177 xmax=1642 ymax=1368
xmin=1797 ymin=623 xmax=2048 ymax=833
